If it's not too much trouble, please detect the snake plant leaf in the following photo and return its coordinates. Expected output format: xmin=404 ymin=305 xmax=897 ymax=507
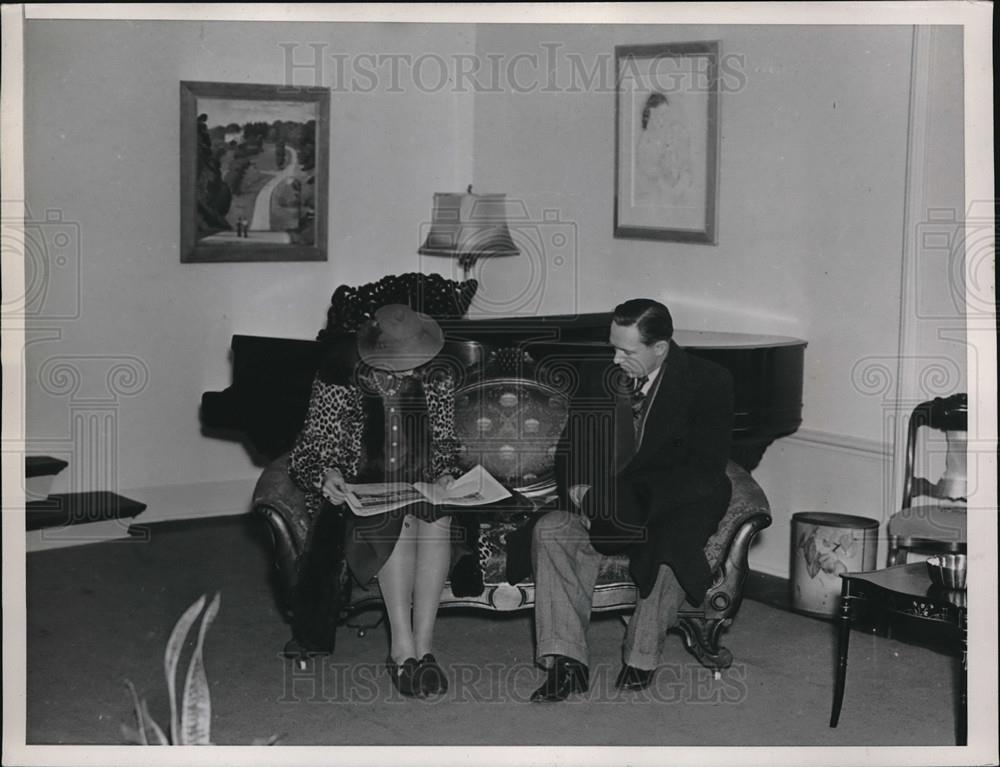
xmin=122 ymin=680 xmax=169 ymax=745
xmin=251 ymin=734 xmax=282 ymax=745
xmin=165 ymin=594 xmax=206 ymax=745
xmin=123 ymin=679 xmax=148 ymax=745
xmin=180 ymin=591 xmax=220 ymax=745
xmin=141 ymin=699 xmax=170 ymax=745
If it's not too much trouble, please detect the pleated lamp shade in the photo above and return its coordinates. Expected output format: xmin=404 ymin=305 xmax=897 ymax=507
xmin=418 ymin=190 xmax=520 ymax=276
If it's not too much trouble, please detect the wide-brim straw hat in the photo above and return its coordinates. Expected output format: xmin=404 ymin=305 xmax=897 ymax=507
xmin=356 ymin=304 xmax=445 ymax=372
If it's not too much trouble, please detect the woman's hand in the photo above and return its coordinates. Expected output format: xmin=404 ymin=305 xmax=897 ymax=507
xmin=320 ymin=467 xmax=348 ymax=505
xmin=434 ymin=474 xmax=455 ymax=490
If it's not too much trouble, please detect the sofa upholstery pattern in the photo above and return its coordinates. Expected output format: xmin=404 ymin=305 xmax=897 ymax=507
xmin=453 ymin=375 xmax=570 ymax=494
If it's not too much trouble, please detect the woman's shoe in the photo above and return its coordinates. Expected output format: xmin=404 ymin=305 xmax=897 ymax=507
xmin=416 ymin=653 xmax=448 ymax=695
xmin=387 ymin=657 xmax=425 ymax=698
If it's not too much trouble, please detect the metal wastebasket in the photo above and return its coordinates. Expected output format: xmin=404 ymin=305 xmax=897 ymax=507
xmin=791 ymin=512 xmax=879 ymax=617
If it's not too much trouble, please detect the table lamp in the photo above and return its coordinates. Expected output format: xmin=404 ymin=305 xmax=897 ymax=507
xmin=418 ymin=186 xmax=520 ymax=280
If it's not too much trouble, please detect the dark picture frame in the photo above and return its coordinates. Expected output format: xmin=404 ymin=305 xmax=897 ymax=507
xmin=179 ymin=81 xmax=330 ymax=262
xmin=614 ymin=42 xmax=720 ymax=244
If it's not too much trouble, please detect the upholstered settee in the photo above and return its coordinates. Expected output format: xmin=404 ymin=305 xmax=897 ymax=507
xmin=239 ymin=272 xmax=772 ymax=672
xmin=253 ymin=396 xmax=772 ymax=673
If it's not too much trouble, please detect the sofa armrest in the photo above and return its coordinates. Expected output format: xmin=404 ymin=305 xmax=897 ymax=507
xmin=252 ymin=454 xmax=313 ymax=618
xmin=252 ymin=453 xmax=311 ymax=556
xmin=702 ymin=462 xmax=771 ymax=569
xmin=695 ymin=461 xmax=772 ymax=619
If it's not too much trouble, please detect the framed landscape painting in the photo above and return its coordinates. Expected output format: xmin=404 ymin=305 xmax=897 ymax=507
xmin=179 ymin=81 xmax=329 ymax=262
xmin=614 ymin=42 xmax=720 ymax=244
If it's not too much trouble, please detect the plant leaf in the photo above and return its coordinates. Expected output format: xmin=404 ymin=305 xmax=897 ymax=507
xmin=123 ymin=679 xmax=148 ymax=746
xmin=165 ymin=594 xmax=206 ymax=745
xmin=251 ymin=734 xmax=283 ymax=745
xmin=141 ymin=699 xmax=170 ymax=745
xmin=180 ymin=592 xmax=220 ymax=745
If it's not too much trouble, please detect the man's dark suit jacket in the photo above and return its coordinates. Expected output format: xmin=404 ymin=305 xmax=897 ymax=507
xmin=554 ymin=340 xmax=735 ymax=605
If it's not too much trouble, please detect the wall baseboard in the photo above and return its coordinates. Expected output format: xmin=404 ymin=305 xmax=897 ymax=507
xmin=24 ymin=477 xmax=258 ymax=552
xmin=750 ymin=428 xmax=895 ymax=579
xmin=126 ymin=477 xmax=258 ymax=525
xmin=744 ymin=569 xmax=791 ymax=612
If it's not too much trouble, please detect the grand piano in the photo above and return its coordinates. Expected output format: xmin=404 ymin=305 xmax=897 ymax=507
xmin=200 ymin=311 xmax=805 ymax=472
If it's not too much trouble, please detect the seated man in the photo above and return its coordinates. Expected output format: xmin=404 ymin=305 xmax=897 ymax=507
xmin=530 ymin=298 xmax=734 ymax=701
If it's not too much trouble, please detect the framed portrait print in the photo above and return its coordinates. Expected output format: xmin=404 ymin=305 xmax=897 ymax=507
xmin=179 ymin=81 xmax=330 ymax=262
xmin=614 ymin=42 xmax=720 ymax=244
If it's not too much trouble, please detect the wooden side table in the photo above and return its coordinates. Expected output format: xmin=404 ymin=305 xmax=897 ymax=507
xmin=829 ymin=562 xmax=967 ymax=745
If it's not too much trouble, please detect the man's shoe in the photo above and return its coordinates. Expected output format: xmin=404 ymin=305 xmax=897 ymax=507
xmin=615 ymin=664 xmax=654 ymax=691
xmin=281 ymin=639 xmax=330 ymax=670
xmin=530 ymin=656 xmax=589 ymax=702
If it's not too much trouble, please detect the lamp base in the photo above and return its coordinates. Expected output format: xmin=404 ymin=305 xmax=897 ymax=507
xmin=458 ymin=253 xmax=476 ymax=281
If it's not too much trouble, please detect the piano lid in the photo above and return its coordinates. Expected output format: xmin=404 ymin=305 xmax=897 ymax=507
xmin=673 ymin=330 xmax=806 ymax=350
xmin=530 ymin=330 xmax=806 ymax=352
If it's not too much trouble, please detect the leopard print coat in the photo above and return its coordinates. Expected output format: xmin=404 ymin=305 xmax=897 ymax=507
xmin=288 ymin=369 xmax=461 ymax=516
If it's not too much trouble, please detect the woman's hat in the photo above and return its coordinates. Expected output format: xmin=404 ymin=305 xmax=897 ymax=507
xmin=356 ymin=304 xmax=445 ymax=372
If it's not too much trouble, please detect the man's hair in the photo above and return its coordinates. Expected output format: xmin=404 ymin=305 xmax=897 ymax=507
xmin=612 ymin=298 xmax=673 ymax=345
xmin=641 ymin=92 xmax=669 ymax=130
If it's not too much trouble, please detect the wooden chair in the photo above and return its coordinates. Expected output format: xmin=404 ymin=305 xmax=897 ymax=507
xmin=886 ymin=393 xmax=968 ymax=565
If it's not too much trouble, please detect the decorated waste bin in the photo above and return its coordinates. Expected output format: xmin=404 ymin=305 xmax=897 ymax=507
xmin=791 ymin=512 xmax=879 ymax=617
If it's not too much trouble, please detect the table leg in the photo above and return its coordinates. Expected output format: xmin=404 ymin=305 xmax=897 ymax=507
xmin=830 ymin=581 xmax=852 ymax=728
xmin=957 ymin=609 xmax=967 ymax=746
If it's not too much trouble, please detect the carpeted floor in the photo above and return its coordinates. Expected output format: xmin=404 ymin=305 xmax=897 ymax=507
xmin=24 ymin=513 xmax=963 ymax=747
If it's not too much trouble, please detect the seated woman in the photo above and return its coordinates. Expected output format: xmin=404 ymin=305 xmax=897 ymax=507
xmin=287 ymin=304 xmax=464 ymax=698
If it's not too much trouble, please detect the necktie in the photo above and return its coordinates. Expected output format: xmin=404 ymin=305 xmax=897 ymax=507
xmin=631 ymin=375 xmax=649 ymax=434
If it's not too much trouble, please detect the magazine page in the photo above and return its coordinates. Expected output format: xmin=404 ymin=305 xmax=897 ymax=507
xmin=344 ymin=482 xmax=425 ymax=517
xmin=413 ymin=465 xmax=512 ymax=507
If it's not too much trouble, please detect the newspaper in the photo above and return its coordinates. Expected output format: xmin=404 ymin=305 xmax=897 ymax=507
xmin=344 ymin=464 xmax=511 ymax=517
